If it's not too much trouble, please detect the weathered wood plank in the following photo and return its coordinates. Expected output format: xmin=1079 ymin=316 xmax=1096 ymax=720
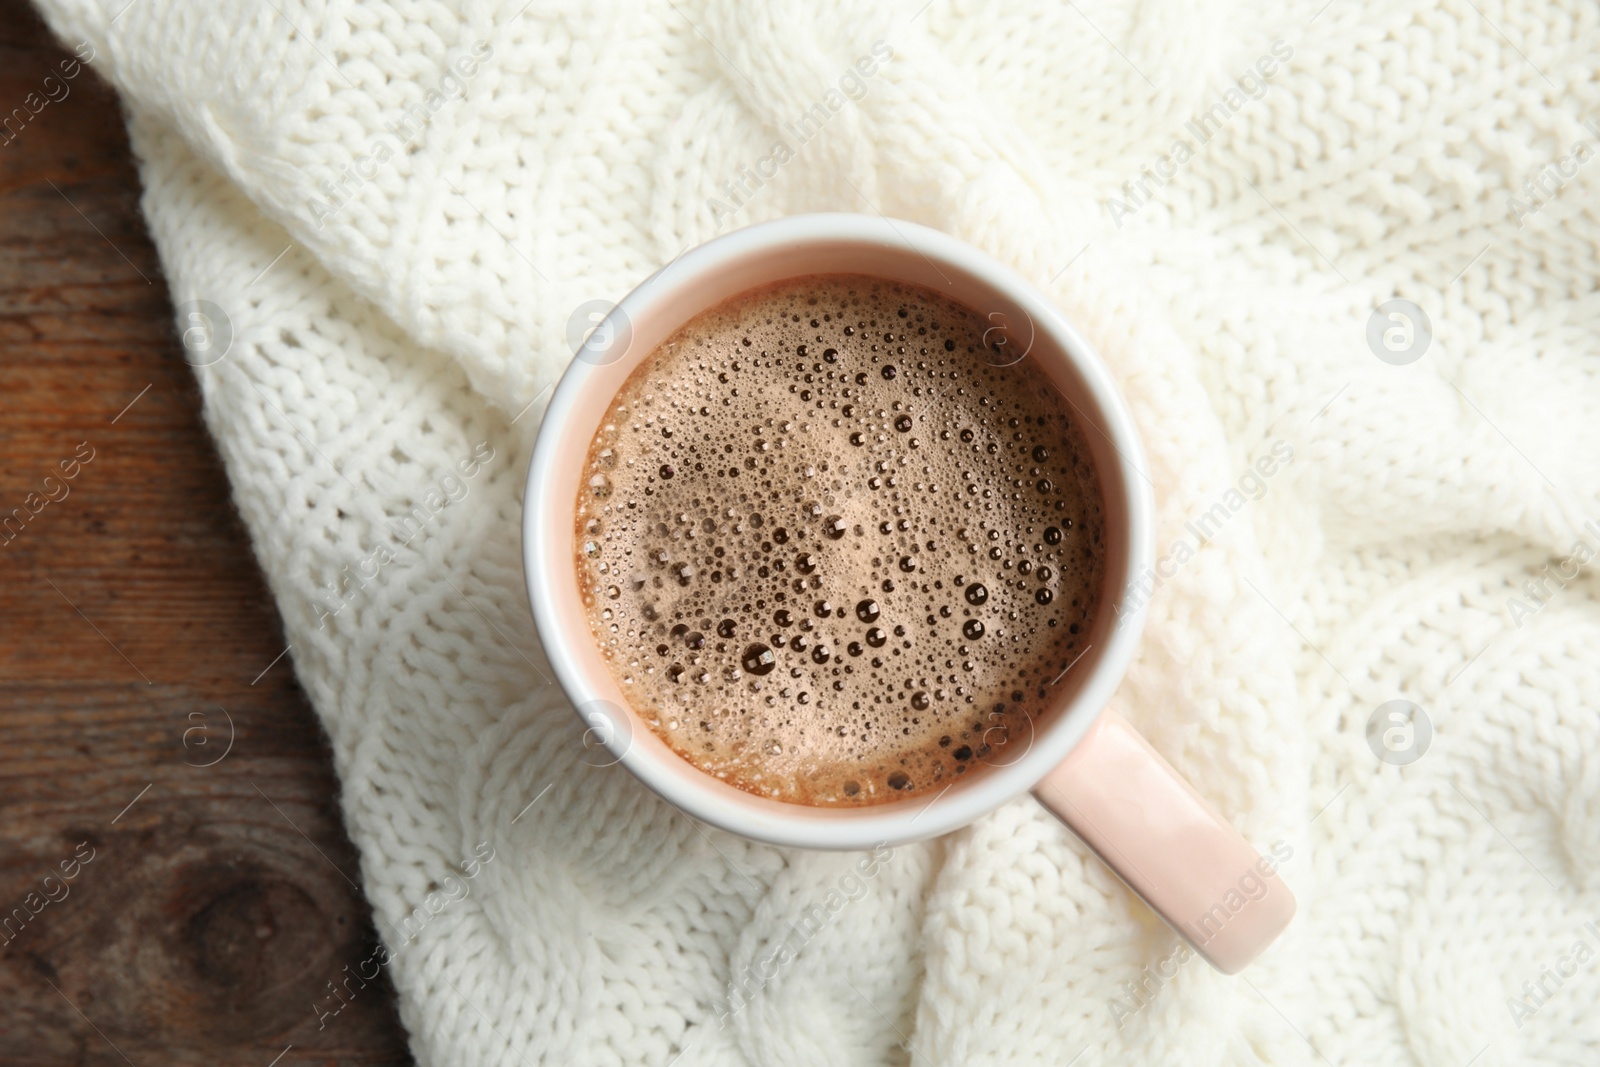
xmin=0 ymin=6 xmax=413 ymax=1064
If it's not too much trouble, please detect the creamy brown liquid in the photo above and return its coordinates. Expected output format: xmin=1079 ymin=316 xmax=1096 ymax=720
xmin=574 ymin=275 xmax=1103 ymax=806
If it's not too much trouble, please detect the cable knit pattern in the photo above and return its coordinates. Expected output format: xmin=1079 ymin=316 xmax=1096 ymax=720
xmin=30 ymin=0 xmax=1600 ymax=1062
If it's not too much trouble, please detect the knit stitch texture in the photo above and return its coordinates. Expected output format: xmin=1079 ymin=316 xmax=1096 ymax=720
xmin=30 ymin=0 xmax=1600 ymax=1063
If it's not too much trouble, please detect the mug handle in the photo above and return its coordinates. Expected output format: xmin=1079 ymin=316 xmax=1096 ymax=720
xmin=1030 ymin=710 xmax=1295 ymax=974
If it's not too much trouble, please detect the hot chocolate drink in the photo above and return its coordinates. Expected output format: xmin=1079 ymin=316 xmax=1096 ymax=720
xmin=573 ymin=274 xmax=1103 ymax=806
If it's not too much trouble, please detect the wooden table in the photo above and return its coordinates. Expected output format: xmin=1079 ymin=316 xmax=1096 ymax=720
xmin=0 ymin=6 xmax=413 ymax=1064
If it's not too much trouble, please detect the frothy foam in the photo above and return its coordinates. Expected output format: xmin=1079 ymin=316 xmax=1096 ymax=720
xmin=573 ymin=275 xmax=1103 ymax=806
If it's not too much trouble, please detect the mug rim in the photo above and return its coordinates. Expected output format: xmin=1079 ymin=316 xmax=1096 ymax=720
xmin=522 ymin=213 xmax=1153 ymax=850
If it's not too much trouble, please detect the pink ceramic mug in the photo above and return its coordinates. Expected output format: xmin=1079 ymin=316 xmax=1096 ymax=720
xmin=522 ymin=214 xmax=1294 ymax=973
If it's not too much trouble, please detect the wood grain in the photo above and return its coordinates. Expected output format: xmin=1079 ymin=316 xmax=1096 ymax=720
xmin=0 ymin=5 xmax=413 ymax=1064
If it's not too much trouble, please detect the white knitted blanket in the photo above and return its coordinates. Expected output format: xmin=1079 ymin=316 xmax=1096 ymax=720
xmin=36 ymin=0 xmax=1600 ymax=1062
